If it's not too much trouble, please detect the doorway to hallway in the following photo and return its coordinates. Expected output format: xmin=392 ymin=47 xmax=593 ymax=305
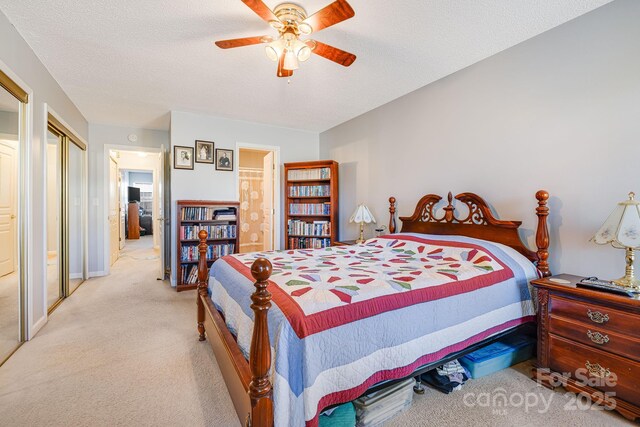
xmin=105 ymin=147 xmax=167 ymax=280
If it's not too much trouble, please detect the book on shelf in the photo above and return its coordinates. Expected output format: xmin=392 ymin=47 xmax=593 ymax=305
xmin=287 ymin=237 xmax=331 ymax=249
xmin=288 ymin=219 xmax=330 ymax=237
xmin=180 ymin=243 xmax=235 ymax=262
xmin=181 ymin=206 xmax=237 ymax=221
xmin=288 ymin=184 xmax=330 ymax=197
xmin=289 ymin=203 xmax=331 ymax=215
xmin=287 ymin=167 xmax=331 ymax=181
xmin=180 ymin=264 xmax=210 ymax=285
xmin=180 ymin=224 xmax=237 ymax=240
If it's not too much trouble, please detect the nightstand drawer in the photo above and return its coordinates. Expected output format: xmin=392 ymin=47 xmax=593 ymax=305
xmin=550 ymin=295 xmax=640 ymax=339
xmin=549 ymin=335 xmax=640 ymax=406
xmin=549 ymin=316 xmax=640 ymax=362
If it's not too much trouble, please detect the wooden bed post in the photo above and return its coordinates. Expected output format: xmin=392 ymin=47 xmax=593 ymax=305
xmin=249 ymin=258 xmax=274 ymax=427
xmin=197 ymin=230 xmax=208 ymax=341
xmin=535 ymin=190 xmax=551 ymax=277
xmin=389 ymin=197 xmax=396 ymax=234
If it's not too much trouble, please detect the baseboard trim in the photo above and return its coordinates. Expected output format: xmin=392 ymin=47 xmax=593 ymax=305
xmin=89 ymin=271 xmax=106 ymax=278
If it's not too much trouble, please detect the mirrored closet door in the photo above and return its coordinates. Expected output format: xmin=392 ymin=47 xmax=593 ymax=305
xmin=0 ymin=70 xmax=28 ymax=365
xmin=67 ymin=139 xmax=86 ymax=294
xmin=46 ymin=127 xmax=63 ymax=311
xmin=47 ymin=115 xmax=87 ymax=312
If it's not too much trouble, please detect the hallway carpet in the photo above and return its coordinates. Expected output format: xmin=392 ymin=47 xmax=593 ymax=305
xmin=0 ymin=242 xmax=632 ymax=426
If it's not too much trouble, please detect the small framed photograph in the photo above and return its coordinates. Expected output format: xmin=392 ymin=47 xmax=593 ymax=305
xmin=195 ymin=140 xmax=214 ymax=164
xmin=215 ymin=148 xmax=234 ymax=171
xmin=174 ymin=146 xmax=194 ymax=170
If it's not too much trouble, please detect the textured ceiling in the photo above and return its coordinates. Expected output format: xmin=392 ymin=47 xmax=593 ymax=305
xmin=0 ymin=0 xmax=612 ymax=131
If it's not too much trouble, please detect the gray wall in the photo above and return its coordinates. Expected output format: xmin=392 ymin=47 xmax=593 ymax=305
xmin=0 ymin=9 xmax=88 ymax=335
xmin=88 ymin=123 xmax=169 ymax=274
xmin=0 ymin=110 xmax=18 ymax=135
xmin=320 ymin=0 xmax=640 ymax=279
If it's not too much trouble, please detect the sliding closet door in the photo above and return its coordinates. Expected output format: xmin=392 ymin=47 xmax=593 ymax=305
xmin=46 ymin=128 xmax=63 ymax=311
xmin=47 ymin=115 xmax=87 ymax=306
xmin=0 ymin=70 xmax=27 ymax=365
xmin=67 ymin=141 xmax=85 ymax=294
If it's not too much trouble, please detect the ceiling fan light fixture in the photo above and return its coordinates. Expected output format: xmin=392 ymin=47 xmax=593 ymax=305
xmin=265 ymin=39 xmax=285 ymax=62
xmin=298 ymin=22 xmax=312 ymax=35
xmin=294 ymin=39 xmax=311 ymax=62
xmin=268 ymin=20 xmax=284 ymax=30
xmin=283 ymin=49 xmax=299 ymax=70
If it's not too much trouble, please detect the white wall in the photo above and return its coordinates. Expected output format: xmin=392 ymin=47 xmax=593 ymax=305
xmin=88 ymin=124 xmax=169 ymax=275
xmin=320 ymin=0 xmax=640 ymax=280
xmin=170 ymin=110 xmax=319 ymax=284
xmin=0 ymin=9 xmax=88 ymax=336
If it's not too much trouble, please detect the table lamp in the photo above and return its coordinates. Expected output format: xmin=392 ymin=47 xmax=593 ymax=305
xmin=592 ymin=192 xmax=640 ymax=289
xmin=350 ymin=204 xmax=376 ymax=244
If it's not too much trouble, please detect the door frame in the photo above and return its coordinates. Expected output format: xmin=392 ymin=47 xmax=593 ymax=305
xmin=235 ymin=143 xmax=281 ymax=251
xmin=102 ymin=144 xmax=164 ymax=277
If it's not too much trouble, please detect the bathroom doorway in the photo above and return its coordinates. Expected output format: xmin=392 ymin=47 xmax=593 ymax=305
xmin=237 ymin=146 xmax=279 ymax=253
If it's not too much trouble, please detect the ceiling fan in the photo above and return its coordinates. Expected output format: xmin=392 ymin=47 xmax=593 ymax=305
xmin=215 ymin=0 xmax=356 ymax=77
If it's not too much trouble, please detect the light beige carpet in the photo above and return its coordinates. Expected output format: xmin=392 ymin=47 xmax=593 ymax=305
xmin=0 ymin=241 xmax=633 ymax=426
xmin=0 ymin=271 xmax=20 ymax=362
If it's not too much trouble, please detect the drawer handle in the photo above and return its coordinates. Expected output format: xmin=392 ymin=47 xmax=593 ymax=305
xmin=585 ymin=361 xmax=611 ymax=378
xmin=587 ymin=330 xmax=609 ymax=345
xmin=587 ymin=309 xmax=609 ymax=324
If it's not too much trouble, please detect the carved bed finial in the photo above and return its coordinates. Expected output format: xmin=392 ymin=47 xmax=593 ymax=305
xmin=197 ymin=229 xmax=209 ymax=341
xmin=535 ymin=190 xmax=551 ymax=277
xmin=444 ymin=192 xmax=455 ymax=222
xmin=389 ymin=197 xmax=396 ymax=234
xmin=249 ymin=258 xmax=274 ymax=427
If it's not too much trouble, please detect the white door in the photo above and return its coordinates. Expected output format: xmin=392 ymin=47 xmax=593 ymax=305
xmin=157 ymin=147 xmax=165 ymax=280
xmin=109 ymin=156 xmax=119 ymax=266
xmin=262 ymin=151 xmax=274 ymax=251
xmin=0 ymin=142 xmax=17 ymax=276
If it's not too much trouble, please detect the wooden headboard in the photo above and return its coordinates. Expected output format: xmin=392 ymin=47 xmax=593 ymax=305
xmin=388 ymin=191 xmax=550 ymax=276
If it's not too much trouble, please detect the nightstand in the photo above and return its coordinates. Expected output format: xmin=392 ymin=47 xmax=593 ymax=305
xmin=334 ymin=239 xmax=358 ymax=246
xmin=530 ymin=274 xmax=640 ymax=421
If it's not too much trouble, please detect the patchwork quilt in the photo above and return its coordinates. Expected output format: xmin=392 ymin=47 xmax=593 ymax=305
xmin=209 ymin=233 xmax=538 ymax=426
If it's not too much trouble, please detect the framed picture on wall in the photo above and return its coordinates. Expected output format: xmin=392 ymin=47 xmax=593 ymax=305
xmin=215 ymin=148 xmax=234 ymax=171
xmin=174 ymin=145 xmax=194 ymax=170
xmin=195 ymin=140 xmax=214 ymax=164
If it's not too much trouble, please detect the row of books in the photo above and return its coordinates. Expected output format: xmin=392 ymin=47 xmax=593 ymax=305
xmin=289 ymin=203 xmax=331 ymax=215
xmin=287 ymin=167 xmax=331 ymax=181
xmin=288 ymin=184 xmax=330 ymax=197
xmin=288 ymin=219 xmax=330 ymax=237
xmin=288 ymin=237 xmax=331 ymax=249
xmin=180 ymin=225 xmax=237 ymax=240
xmin=179 ymin=264 xmax=210 ymax=285
xmin=180 ymin=243 xmax=235 ymax=262
xmin=181 ymin=207 xmax=237 ymax=221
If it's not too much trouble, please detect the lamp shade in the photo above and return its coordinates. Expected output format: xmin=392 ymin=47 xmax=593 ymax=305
xmin=350 ymin=204 xmax=376 ymax=224
xmin=593 ymin=192 xmax=640 ymax=249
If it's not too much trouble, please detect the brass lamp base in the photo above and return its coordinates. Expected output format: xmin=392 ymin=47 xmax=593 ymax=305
xmin=356 ymin=221 xmax=365 ymax=244
xmin=614 ymin=247 xmax=640 ymax=290
xmin=613 ymin=276 xmax=640 ymax=290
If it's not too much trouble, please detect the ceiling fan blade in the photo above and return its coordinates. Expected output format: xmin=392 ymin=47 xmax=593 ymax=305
xmin=307 ymin=40 xmax=356 ymax=67
xmin=277 ymin=54 xmax=293 ymax=77
xmin=215 ymin=35 xmax=273 ymax=49
xmin=241 ymin=0 xmax=279 ymax=23
xmin=302 ymin=0 xmax=355 ymax=33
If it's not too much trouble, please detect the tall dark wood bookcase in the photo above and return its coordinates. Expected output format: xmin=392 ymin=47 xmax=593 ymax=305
xmin=176 ymin=200 xmax=239 ymax=292
xmin=284 ymin=160 xmax=339 ymax=249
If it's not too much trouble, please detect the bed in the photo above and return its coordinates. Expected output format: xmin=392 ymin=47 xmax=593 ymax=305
xmin=195 ymin=190 xmax=551 ymax=427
